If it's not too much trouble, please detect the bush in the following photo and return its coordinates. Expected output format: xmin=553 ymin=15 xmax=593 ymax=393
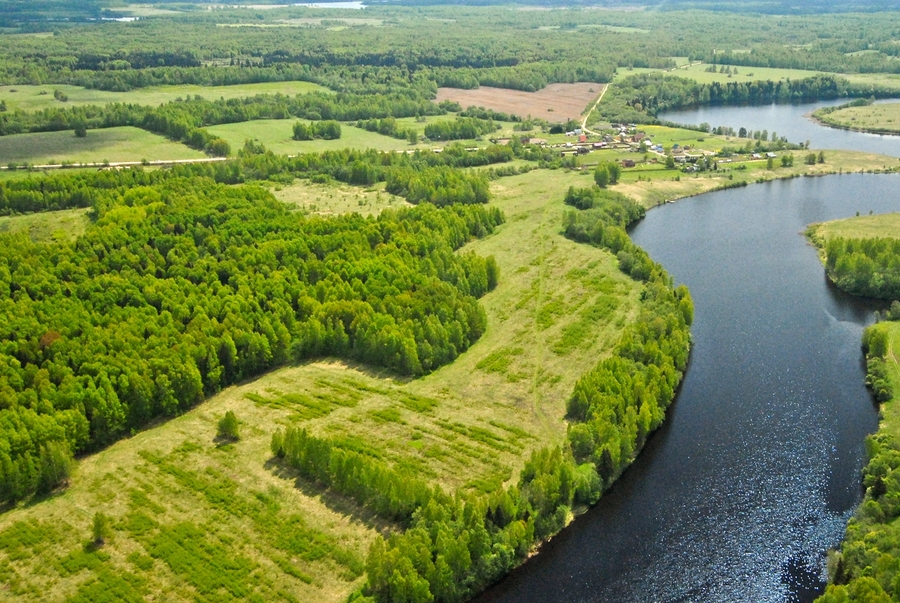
xmin=217 ymin=411 xmax=240 ymax=441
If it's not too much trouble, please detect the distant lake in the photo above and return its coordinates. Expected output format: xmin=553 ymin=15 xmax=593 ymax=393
xmin=292 ymin=1 xmax=366 ymax=8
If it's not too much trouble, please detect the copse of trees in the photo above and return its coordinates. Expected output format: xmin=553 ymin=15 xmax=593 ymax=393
xmin=292 ymin=120 xmax=341 ymax=141
xmin=0 ymin=172 xmax=504 ymax=504
xmin=824 ymin=236 xmax=900 ymax=299
xmin=424 ymin=117 xmax=498 ymax=141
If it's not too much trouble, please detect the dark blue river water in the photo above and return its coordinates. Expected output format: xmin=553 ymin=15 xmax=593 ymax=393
xmin=475 ymin=105 xmax=900 ymax=602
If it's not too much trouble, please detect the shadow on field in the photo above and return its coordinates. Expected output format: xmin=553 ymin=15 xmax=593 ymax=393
xmin=264 ymin=457 xmax=397 ymax=536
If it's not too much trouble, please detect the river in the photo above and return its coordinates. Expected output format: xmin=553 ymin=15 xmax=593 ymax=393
xmin=661 ymin=100 xmax=900 ymax=158
xmin=475 ymin=105 xmax=900 ymax=602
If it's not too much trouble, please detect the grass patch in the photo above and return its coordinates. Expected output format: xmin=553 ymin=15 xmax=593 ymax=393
xmin=816 ymin=101 xmax=900 ymax=135
xmin=0 ymin=208 xmax=91 ymax=242
xmin=810 ymin=212 xmax=900 ymax=242
xmin=207 ymin=119 xmax=420 ymax=155
xmin=0 ymin=127 xmax=204 ymax=166
xmin=0 ymin=81 xmax=328 ymax=113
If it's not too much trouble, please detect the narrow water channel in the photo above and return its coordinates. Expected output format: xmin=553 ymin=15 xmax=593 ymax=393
xmin=475 ymin=173 xmax=900 ymax=602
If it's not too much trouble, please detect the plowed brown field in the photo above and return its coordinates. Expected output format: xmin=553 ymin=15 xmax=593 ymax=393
xmin=435 ymin=82 xmax=605 ymax=122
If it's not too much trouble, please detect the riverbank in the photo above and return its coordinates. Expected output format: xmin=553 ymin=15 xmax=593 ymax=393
xmin=817 ymin=318 xmax=900 ymax=603
xmin=812 ymin=101 xmax=900 ymax=137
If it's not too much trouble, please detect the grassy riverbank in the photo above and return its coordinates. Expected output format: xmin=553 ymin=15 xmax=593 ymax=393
xmin=814 ymin=102 xmax=900 ymax=136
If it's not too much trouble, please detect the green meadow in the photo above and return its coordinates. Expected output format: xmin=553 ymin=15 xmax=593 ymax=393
xmin=0 ymin=127 xmax=205 ymax=166
xmin=0 ymin=81 xmax=328 ymax=113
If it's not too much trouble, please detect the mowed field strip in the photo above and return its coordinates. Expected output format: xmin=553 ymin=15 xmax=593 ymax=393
xmin=0 ymin=168 xmax=642 ymax=603
xmin=0 ymin=81 xmax=328 ymax=113
xmin=434 ymin=82 xmax=605 ymax=122
xmin=0 ymin=127 xmax=206 ymax=166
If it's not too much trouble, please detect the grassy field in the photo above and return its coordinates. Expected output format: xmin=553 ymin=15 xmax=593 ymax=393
xmin=0 ymin=208 xmax=91 ymax=242
xmin=0 ymin=168 xmax=643 ymax=602
xmin=0 ymin=81 xmax=328 ymax=113
xmin=271 ymin=180 xmax=411 ymax=216
xmin=815 ymin=102 xmax=900 ymax=135
xmin=809 ymin=212 xmax=900 ymax=241
xmin=206 ymin=120 xmax=422 ymax=154
xmin=0 ymin=127 xmax=206 ymax=166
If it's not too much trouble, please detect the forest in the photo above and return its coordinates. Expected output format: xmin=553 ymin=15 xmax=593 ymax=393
xmin=0 ymin=169 xmax=504 ymax=504
xmin=823 ymin=237 xmax=900 ymax=299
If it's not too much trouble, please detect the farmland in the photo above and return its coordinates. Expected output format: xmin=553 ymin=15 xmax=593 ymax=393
xmin=434 ymin=83 xmax=605 ymax=122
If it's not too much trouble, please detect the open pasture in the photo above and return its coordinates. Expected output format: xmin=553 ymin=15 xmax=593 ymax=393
xmin=206 ymin=120 xmax=418 ymax=154
xmin=0 ymin=81 xmax=328 ymax=113
xmin=0 ymin=127 xmax=205 ymax=166
xmin=434 ymin=83 xmax=605 ymax=122
xmin=811 ymin=212 xmax=900 ymax=240
xmin=815 ymin=101 xmax=900 ymax=134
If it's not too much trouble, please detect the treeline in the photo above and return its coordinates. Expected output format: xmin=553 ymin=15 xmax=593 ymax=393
xmin=0 ymin=90 xmax=445 ymax=153
xmin=0 ymin=172 xmax=504 ymax=504
xmin=0 ymin=138 xmax=520 ymax=215
xmin=594 ymin=73 xmax=863 ymax=125
xmin=424 ymin=117 xmax=498 ymax=141
xmin=292 ymin=120 xmax=341 ymax=141
xmin=824 ymin=237 xmax=900 ymax=299
xmin=816 ymin=317 xmax=900 ymax=603
xmin=386 ymin=166 xmax=492 ymax=206
xmin=286 ymin=185 xmax=689 ymax=603
xmin=356 ymin=117 xmax=419 ymax=143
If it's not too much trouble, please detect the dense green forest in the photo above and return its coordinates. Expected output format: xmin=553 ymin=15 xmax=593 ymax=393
xmin=823 ymin=237 xmax=900 ymax=299
xmin=0 ymin=169 xmax=504 ymax=504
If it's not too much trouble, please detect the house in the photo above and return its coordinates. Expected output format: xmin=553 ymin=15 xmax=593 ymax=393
xmin=622 ymin=159 xmax=635 ymax=167
xmin=578 ymin=134 xmax=587 ymax=143
xmin=766 ymin=152 xmax=777 ymax=158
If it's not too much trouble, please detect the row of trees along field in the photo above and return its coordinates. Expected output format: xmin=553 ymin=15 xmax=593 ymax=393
xmin=0 ymin=90 xmax=449 ymax=153
xmin=817 ymin=306 xmax=900 ymax=603
xmin=266 ymin=185 xmax=692 ymax=603
xmin=0 ymin=167 xmax=504 ymax=504
xmin=0 ymin=139 xmax=530 ymax=215
xmin=823 ymin=237 xmax=900 ymax=299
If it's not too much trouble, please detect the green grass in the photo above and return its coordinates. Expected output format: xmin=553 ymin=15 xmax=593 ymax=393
xmin=206 ymin=119 xmax=422 ymax=154
xmin=810 ymin=212 xmax=900 ymax=241
xmin=815 ymin=101 xmax=900 ymax=135
xmin=0 ymin=127 xmax=205 ymax=166
xmin=0 ymin=208 xmax=91 ymax=242
xmin=0 ymin=81 xmax=328 ymax=113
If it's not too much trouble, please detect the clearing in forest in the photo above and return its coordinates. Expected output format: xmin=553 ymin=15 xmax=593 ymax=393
xmin=434 ymin=83 xmax=605 ymax=122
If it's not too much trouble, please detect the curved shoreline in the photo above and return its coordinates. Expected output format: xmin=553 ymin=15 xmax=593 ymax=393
xmin=808 ymin=109 xmax=900 ymax=138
